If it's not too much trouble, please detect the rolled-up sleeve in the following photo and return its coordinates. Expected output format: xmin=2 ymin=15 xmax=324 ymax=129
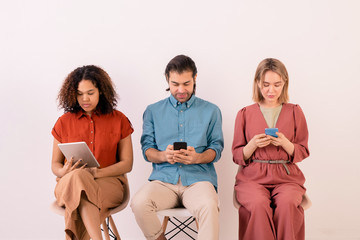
xmin=207 ymin=107 xmax=224 ymax=162
xmin=140 ymin=106 xmax=157 ymax=162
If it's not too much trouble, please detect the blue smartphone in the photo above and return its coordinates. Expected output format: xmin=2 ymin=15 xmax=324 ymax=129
xmin=265 ymin=128 xmax=278 ymax=138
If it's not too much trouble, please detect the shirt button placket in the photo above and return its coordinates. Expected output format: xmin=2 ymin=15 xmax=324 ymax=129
xmin=179 ymin=106 xmax=185 ymax=142
xmin=90 ymin=119 xmax=94 ymax=152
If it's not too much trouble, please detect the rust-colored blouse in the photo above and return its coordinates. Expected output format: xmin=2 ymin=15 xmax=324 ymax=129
xmin=232 ymin=103 xmax=309 ymax=167
xmin=52 ymin=110 xmax=134 ymax=168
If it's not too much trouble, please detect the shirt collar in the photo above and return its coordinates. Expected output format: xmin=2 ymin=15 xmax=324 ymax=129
xmin=75 ymin=110 xmax=100 ymax=119
xmin=75 ymin=110 xmax=87 ymax=119
xmin=169 ymin=94 xmax=196 ymax=108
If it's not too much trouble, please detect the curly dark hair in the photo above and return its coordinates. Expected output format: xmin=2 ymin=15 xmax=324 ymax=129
xmin=57 ymin=65 xmax=117 ymax=114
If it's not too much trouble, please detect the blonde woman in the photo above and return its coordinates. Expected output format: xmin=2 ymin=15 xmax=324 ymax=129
xmin=232 ymin=58 xmax=309 ymax=240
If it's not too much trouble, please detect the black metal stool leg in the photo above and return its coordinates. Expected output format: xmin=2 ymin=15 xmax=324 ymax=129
xmin=164 ymin=216 xmax=198 ymax=240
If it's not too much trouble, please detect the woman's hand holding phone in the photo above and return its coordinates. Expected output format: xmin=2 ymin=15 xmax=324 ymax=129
xmin=268 ymin=132 xmax=295 ymax=156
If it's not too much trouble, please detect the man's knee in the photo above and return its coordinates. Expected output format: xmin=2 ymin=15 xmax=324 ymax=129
xmin=131 ymin=190 xmax=155 ymax=216
xmin=203 ymin=197 xmax=218 ymax=210
xmin=192 ymin=196 xmax=219 ymax=219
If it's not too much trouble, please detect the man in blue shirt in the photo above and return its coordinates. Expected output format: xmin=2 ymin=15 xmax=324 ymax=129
xmin=131 ymin=55 xmax=224 ymax=240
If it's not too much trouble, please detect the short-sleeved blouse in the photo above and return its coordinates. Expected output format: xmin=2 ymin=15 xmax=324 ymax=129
xmin=52 ymin=110 xmax=134 ymax=168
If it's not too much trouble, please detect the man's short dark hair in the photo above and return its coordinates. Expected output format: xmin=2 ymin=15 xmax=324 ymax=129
xmin=165 ymin=55 xmax=197 ymax=93
xmin=165 ymin=55 xmax=197 ymax=80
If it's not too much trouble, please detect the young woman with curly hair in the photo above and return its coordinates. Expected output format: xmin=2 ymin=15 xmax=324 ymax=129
xmin=51 ymin=65 xmax=134 ymax=240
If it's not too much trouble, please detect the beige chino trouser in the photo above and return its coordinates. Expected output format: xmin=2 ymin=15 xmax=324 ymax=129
xmin=131 ymin=180 xmax=219 ymax=240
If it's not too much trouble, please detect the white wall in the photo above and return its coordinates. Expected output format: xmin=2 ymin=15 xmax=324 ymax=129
xmin=0 ymin=0 xmax=359 ymax=239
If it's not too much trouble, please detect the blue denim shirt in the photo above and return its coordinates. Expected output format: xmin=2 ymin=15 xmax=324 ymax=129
xmin=141 ymin=95 xmax=224 ymax=190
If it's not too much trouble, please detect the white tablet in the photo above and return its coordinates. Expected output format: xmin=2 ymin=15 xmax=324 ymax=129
xmin=58 ymin=142 xmax=100 ymax=168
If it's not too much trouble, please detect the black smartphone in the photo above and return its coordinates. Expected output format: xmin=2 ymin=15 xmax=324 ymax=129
xmin=173 ymin=142 xmax=187 ymax=150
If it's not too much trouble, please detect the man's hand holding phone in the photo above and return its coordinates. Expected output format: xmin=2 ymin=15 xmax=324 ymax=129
xmin=163 ymin=142 xmax=188 ymax=164
xmin=163 ymin=144 xmax=176 ymax=164
xmin=171 ymin=142 xmax=198 ymax=165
